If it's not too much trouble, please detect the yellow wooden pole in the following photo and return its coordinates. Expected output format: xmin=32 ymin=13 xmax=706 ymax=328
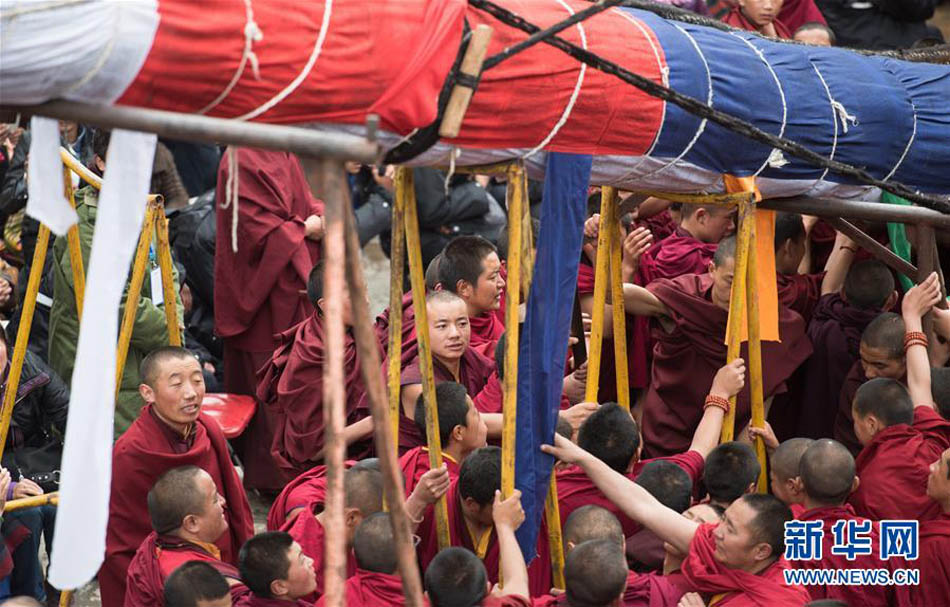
xmin=3 ymin=492 xmax=58 ymax=512
xmin=720 ymin=187 xmax=753 ymax=443
xmin=62 ymin=166 xmax=86 ymax=319
xmin=546 ymin=470 xmax=566 ymax=590
xmin=153 ymin=204 xmax=181 ymax=346
xmin=744 ymin=208 xmax=768 ymax=493
xmin=0 ymin=224 xmax=51 ymax=461
xmin=584 ymin=192 xmax=615 ymax=402
xmin=501 ymin=163 xmax=525 ymax=498
xmin=59 ymin=590 xmax=72 ymax=606
xmin=115 ymin=202 xmax=157 ymax=399
xmin=519 ymin=174 xmax=534 ymax=298
xmin=389 ymin=169 xmax=409 ymax=462
xmin=603 ymin=187 xmax=630 ymax=411
xmin=403 ymin=168 xmax=451 ymax=550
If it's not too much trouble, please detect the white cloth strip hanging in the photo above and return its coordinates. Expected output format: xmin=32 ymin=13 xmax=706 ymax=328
xmin=26 ymin=116 xmax=77 ymax=235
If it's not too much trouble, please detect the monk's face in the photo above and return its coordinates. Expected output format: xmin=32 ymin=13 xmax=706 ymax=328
xmin=859 ymin=342 xmax=905 ymax=381
xmin=427 ymin=298 xmax=471 ymax=362
xmin=664 ymin=504 xmax=722 ymax=564
xmin=274 ymin=541 xmax=317 ymax=599
xmin=712 ymin=499 xmax=772 ymax=571
xmin=739 ymin=0 xmax=783 ymax=27
xmin=188 ymin=470 xmax=229 ymax=543
xmin=458 ymin=398 xmax=488 ymax=453
xmin=695 ymin=208 xmax=736 ymax=244
xmin=144 ymin=355 xmax=205 ymax=428
xmin=794 ymin=27 xmax=832 ymax=46
xmin=463 ymin=252 xmax=504 ymax=313
xmin=318 ymin=287 xmax=355 ymax=327
xmin=768 ymin=469 xmax=801 ymax=506
xmin=708 ymin=257 xmax=735 ymax=311
xmin=926 ymin=448 xmax=950 ymax=503
xmin=774 ymin=235 xmax=806 ymax=275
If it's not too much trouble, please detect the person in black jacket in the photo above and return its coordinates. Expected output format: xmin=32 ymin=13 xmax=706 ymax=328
xmin=815 ymin=0 xmax=944 ymax=49
xmin=0 ymin=329 xmax=68 ymax=604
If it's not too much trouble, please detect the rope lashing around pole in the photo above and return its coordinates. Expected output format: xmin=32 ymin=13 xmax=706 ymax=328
xmin=469 ymin=0 xmax=950 ymax=214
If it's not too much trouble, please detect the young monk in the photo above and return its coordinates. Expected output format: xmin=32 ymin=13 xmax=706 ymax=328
xmin=625 ymin=236 xmax=812 ymax=456
xmin=703 ymin=442 xmax=761 ymax=510
xmin=125 ymin=467 xmax=247 ymax=606
xmin=543 ymin=435 xmax=811 ymax=606
xmin=563 ymin=540 xmax=629 ymax=607
xmin=534 ymin=505 xmax=685 ymax=607
xmin=399 ymin=382 xmax=487 ymax=494
xmin=438 ymin=235 xmax=506 ymax=359
xmin=214 ymin=149 xmax=323 ymax=490
xmin=635 ymin=202 xmax=734 ymax=285
xmin=800 ymin=260 xmax=896 ymax=439
xmin=258 ymin=262 xmax=376 ymax=481
xmin=628 ymin=462 xmax=694 ymax=572
xmin=102 ymin=347 xmax=254 ymax=607
xmin=833 ymin=312 xmax=906 ymax=454
xmin=660 ymin=503 xmax=724 ymax=581
xmin=794 ymin=439 xmax=897 ymax=606
xmin=423 ymin=490 xmax=530 ymax=607
xmin=722 ymin=0 xmax=793 ymax=37
xmin=313 ymin=513 xmax=405 ymax=607
xmin=164 ymin=561 xmax=233 ymax=607
xmin=849 ymin=273 xmax=950 ymax=521
xmin=373 ymin=254 xmax=445 ymax=366
xmin=416 ymin=447 xmax=552 ymax=596
xmin=902 ymin=446 xmax=950 ymax=606
xmin=399 ymin=291 xmax=494 ymax=452
xmin=236 ymin=532 xmax=317 ymax=606
xmin=752 ymin=434 xmax=813 ymax=516
xmin=266 ymin=459 xmax=366 ymax=531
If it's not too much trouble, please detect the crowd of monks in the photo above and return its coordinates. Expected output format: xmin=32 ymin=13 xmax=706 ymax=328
xmin=95 ymin=149 xmax=950 ymax=607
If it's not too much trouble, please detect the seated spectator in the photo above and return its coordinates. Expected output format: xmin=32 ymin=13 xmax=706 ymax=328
xmin=814 ymin=0 xmax=944 ymax=50
xmin=236 ymin=532 xmax=316 ymax=607
xmin=164 ymin=561 xmax=233 ymax=607
xmin=721 ymin=0 xmax=792 ymax=38
xmin=793 ymin=21 xmax=835 ymax=45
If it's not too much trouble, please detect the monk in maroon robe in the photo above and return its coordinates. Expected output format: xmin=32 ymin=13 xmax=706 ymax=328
xmin=625 ymin=237 xmax=812 ymax=457
xmin=834 ymin=313 xmax=907 ymax=455
xmin=438 ymin=236 xmax=506 ymax=359
xmin=257 ymin=262 xmax=378 ymax=481
xmin=899 ymin=447 xmax=950 ymax=606
xmin=399 ymin=291 xmax=494 ymax=452
xmin=124 ymin=467 xmax=249 ymax=607
xmin=234 ymin=532 xmax=318 ymax=606
xmin=721 ymin=3 xmax=793 ymax=37
xmin=266 ymin=460 xmax=359 ymax=531
xmin=215 ymin=148 xmax=324 ymax=490
xmin=793 ymin=439 xmax=897 ymax=606
xmin=542 ymin=435 xmax=810 ymax=607
xmin=375 ymin=292 xmax=418 ymax=366
xmin=102 ymin=348 xmax=254 ymax=607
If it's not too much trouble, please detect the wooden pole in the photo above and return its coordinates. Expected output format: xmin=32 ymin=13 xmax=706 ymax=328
xmin=389 ymin=169 xmax=409 ymax=460
xmin=403 ymin=168 xmax=451 ymax=550
xmin=115 ymin=202 xmax=157 ymax=399
xmin=340 ymin=170 xmax=426 ymax=607
xmin=3 ymin=492 xmax=59 ymax=512
xmin=0 ymin=224 xmax=51 ymax=460
xmin=501 ymin=163 xmax=525 ymax=498
xmin=916 ymin=225 xmax=938 ymax=360
xmin=584 ymin=192 xmax=615 ymax=402
xmin=153 ymin=205 xmax=182 ymax=346
xmin=62 ymin=165 xmax=86 ymax=319
xmin=743 ymin=205 xmax=768 ymax=493
xmin=439 ymin=25 xmax=494 ymax=139
xmin=603 ymin=187 xmax=630 ymax=411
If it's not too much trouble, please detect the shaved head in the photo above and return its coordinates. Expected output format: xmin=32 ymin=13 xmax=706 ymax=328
xmin=563 ymin=505 xmax=623 ymax=551
xmin=772 ymin=438 xmax=815 ymax=482
xmin=344 ymin=466 xmax=384 ymax=516
xmin=564 ymin=540 xmax=628 ymax=607
xmin=426 ymin=253 xmax=444 ymax=291
xmin=844 ymin=260 xmax=895 ymax=310
xmin=353 ymin=512 xmax=397 ymax=574
xmin=425 ymin=289 xmax=465 ymax=308
xmin=853 ymin=377 xmax=913 ymax=427
xmin=800 ymin=439 xmax=856 ymax=506
xmin=861 ymin=313 xmax=905 ymax=359
xmin=147 ymin=466 xmax=206 ymax=534
xmin=713 ymin=235 xmax=737 ymax=267
xmin=140 ymin=346 xmax=198 ymax=387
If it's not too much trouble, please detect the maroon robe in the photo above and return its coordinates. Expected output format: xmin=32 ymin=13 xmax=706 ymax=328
xmin=798 ymin=294 xmax=881 ymax=439
xmin=833 ymin=361 xmax=868 ymax=456
xmin=283 ymin=510 xmax=357 ymax=603
xmin=849 ymin=406 xmax=950 ymax=521
xmin=101 ymin=407 xmax=255 ymax=607
xmin=484 ymin=597 xmax=531 ymax=607
xmin=258 ymin=312 xmax=377 ymax=480
xmin=473 ymin=371 xmax=571 ymax=417
xmin=642 ymin=274 xmax=812 ymax=456
xmin=532 ymin=570 xmax=684 ymax=607
xmin=314 ymin=569 xmax=406 ymax=607
xmin=470 ymin=311 xmax=505 ymax=360
xmin=556 ymin=465 xmax=642 ymax=539
xmin=236 ymin=596 xmax=314 ymax=607
xmin=375 ymin=292 xmax=418 ymax=367
xmin=214 ymin=148 xmax=323 ymax=489
xmin=636 ymin=227 xmax=718 ymax=286
xmin=266 ymin=461 xmax=357 ymax=530
xmin=416 ymin=479 xmax=553 ymax=597
xmin=636 ymin=210 xmax=677 ymax=244
xmin=721 ymin=7 xmax=793 ymax=37
xmin=680 ymin=524 xmax=810 ymax=606
xmin=776 ymin=272 xmax=823 ymax=323
xmin=899 ymin=515 xmax=950 ymax=607
xmin=794 ymin=505 xmax=896 ymax=606
xmin=398 ymin=446 xmax=461 ymax=495
xmin=124 ymin=533 xmax=248 ymax=607
xmin=398 ymin=348 xmax=494 ymax=452
xmin=777 ymin=0 xmax=827 ymax=32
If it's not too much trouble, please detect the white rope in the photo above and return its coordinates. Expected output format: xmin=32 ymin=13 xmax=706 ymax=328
xmin=831 ymin=101 xmax=858 ymax=134
xmin=883 ymin=104 xmax=917 ymax=182
xmin=809 ymin=63 xmax=840 ymax=187
xmin=233 ymin=0 xmax=333 ymax=120
xmin=198 ymin=0 xmax=263 ymax=115
xmin=221 ymin=147 xmax=240 ymax=252
xmin=728 ymin=33 xmax=787 ymax=178
xmin=444 ymin=147 xmax=461 ymax=195
xmin=391 ymin=128 xmax=420 ymax=150
xmin=521 ymin=0 xmax=588 ymax=159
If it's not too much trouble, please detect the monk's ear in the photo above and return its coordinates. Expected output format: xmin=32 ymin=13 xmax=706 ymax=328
xmin=271 ymin=577 xmax=289 ymax=598
xmin=344 ymin=507 xmax=362 ymax=529
xmin=850 ymin=475 xmax=860 ymax=495
xmin=751 ymin=541 xmax=773 ymax=562
xmin=883 ymin=290 xmax=898 ymax=312
xmin=316 ymin=296 xmax=326 ymax=314
xmin=456 ymin=279 xmax=473 ymax=299
xmin=450 ymin=424 xmax=465 ymax=444
xmin=139 ymin=383 xmax=156 ymax=405
xmin=745 ymin=481 xmax=757 ymax=496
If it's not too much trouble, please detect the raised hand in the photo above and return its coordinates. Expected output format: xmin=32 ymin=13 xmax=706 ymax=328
xmin=903 ymin=272 xmax=942 ymax=322
xmin=710 ymin=358 xmax=746 ymax=398
xmin=492 ymin=489 xmax=525 ymax=532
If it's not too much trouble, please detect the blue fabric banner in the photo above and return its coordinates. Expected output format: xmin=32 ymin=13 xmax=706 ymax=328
xmin=514 ymin=152 xmax=592 ymax=559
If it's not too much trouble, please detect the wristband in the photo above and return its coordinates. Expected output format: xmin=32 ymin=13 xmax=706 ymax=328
xmin=704 ymin=394 xmax=730 ymax=413
xmin=904 ymin=331 xmax=928 ymax=351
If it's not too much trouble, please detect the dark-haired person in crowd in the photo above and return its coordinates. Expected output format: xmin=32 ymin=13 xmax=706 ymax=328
xmin=901 ymin=444 xmax=950 ymax=606
xmin=48 ymin=129 xmax=183 ymax=436
xmin=236 ymin=532 xmax=317 ymax=606
xmin=703 ymin=441 xmax=761 ymax=510
xmin=164 ymin=561 xmax=233 ymax=607
xmin=814 ymin=0 xmax=944 ymax=50
xmin=542 ymin=435 xmax=811 ymax=606
xmin=266 ymin=460 xmax=373 ymax=531
xmin=793 ymin=21 xmax=835 ymax=45
xmin=214 ymin=148 xmax=323 ymax=491
xmin=721 ymin=0 xmax=793 ymax=37
xmin=848 ymin=273 xmax=950 ymax=521
xmin=125 ymin=467 xmax=248 ymax=607
xmin=102 ymin=347 xmax=254 ymax=607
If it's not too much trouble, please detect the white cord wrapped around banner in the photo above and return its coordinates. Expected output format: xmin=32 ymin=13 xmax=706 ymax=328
xmin=26 ymin=116 xmax=77 ymax=235
xmin=48 ymin=129 xmax=157 ymax=590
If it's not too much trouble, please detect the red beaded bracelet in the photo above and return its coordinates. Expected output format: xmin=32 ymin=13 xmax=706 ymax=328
xmin=704 ymin=394 xmax=730 ymax=413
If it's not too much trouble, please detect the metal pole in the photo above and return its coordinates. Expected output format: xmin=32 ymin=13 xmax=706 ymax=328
xmin=584 ymin=191 xmax=615 ymax=402
xmin=501 ymin=163 xmax=525 ymax=498
xmin=604 ymin=187 xmax=630 ymax=411
xmin=115 ymin=202 xmax=157 ymax=399
xmin=153 ymin=205 xmax=182 ymax=346
xmin=389 ymin=170 xmax=409 ymax=461
xmin=6 ymin=101 xmax=380 ymax=164
xmin=403 ymin=168 xmax=452 ymax=550
xmin=340 ymin=182 xmax=426 ymax=607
